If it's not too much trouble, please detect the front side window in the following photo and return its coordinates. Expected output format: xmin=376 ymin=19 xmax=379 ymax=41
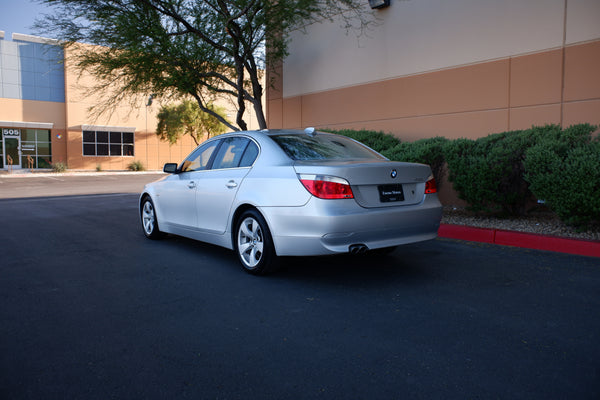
xmin=270 ymin=133 xmax=384 ymax=161
xmin=83 ymin=130 xmax=135 ymax=157
xmin=180 ymin=141 xmax=219 ymax=172
xmin=180 ymin=137 xmax=259 ymax=172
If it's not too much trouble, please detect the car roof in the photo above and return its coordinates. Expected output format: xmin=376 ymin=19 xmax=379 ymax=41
xmin=220 ymin=128 xmax=335 ymax=138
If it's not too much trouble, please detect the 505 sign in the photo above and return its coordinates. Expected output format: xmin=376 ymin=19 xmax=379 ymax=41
xmin=2 ymin=128 xmax=20 ymax=137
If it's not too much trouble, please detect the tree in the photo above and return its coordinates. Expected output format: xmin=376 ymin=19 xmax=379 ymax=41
xmin=36 ymin=0 xmax=374 ymax=131
xmin=156 ymin=100 xmax=228 ymax=145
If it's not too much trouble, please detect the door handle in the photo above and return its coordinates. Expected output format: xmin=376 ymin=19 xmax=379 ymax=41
xmin=226 ymin=180 xmax=238 ymax=189
xmin=188 ymin=181 xmax=196 ymax=189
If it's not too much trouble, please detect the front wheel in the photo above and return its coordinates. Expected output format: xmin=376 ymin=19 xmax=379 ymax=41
xmin=235 ymin=210 xmax=278 ymax=275
xmin=141 ymin=197 xmax=164 ymax=239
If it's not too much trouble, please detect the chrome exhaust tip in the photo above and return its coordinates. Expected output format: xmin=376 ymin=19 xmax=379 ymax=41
xmin=349 ymin=244 xmax=368 ymax=255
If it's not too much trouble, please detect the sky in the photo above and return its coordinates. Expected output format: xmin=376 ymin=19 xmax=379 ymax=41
xmin=0 ymin=0 xmax=55 ymax=39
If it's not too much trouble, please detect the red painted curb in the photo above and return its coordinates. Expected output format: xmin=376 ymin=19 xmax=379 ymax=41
xmin=437 ymin=224 xmax=495 ymax=243
xmin=438 ymin=224 xmax=600 ymax=258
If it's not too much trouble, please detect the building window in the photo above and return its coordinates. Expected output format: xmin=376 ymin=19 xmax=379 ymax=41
xmin=83 ymin=130 xmax=134 ymax=157
xmin=21 ymin=129 xmax=53 ymax=168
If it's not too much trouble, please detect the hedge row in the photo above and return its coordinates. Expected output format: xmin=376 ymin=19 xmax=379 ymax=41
xmin=329 ymin=124 xmax=600 ymax=227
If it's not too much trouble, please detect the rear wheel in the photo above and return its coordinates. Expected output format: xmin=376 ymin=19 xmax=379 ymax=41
xmin=235 ymin=210 xmax=278 ymax=275
xmin=141 ymin=197 xmax=164 ymax=239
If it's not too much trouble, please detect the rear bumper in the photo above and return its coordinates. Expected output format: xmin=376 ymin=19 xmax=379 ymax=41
xmin=259 ymin=194 xmax=442 ymax=256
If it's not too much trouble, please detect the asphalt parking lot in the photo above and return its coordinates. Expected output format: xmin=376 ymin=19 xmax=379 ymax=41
xmin=1 ymin=174 xmax=599 ymax=399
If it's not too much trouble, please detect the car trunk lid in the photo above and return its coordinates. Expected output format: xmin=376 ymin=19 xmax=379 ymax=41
xmin=293 ymin=160 xmax=433 ymax=208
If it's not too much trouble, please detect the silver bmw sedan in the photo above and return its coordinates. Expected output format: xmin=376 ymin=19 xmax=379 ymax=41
xmin=140 ymin=129 xmax=442 ymax=275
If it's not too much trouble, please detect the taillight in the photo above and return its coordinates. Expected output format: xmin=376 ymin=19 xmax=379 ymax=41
xmin=425 ymin=176 xmax=437 ymax=194
xmin=299 ymin=174 xmax=354 ymax=199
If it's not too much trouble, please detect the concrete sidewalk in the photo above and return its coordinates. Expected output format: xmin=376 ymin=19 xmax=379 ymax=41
xmin=0 ymin=169 xmax=163 ymax=177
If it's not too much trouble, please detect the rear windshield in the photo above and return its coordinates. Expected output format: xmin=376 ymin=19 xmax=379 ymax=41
xmin=270 ymin=134 xmax=385 ymax=161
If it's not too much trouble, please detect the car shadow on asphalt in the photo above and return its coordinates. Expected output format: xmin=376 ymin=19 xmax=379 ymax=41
xmin=274 ymin=250 xmax=438 ymax=286
xmin=159 ymin=233 xmax=440 ymax=287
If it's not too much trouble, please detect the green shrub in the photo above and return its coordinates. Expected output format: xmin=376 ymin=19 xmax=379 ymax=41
xmin=383 ymin=137 xmax=448 ymax=188
xmin=51 ymin=161 xmax=67 ymax=173
xmin=127 ymin=160 xmax=145 ymax=171
xmin=524 ymin=124 xmax=600 ymax=227
xmin=445 ymin=129 xmax=541 ymax=215
xmin=321 ymin=124 xmax=600 ymax=227
xmin=322 ymin=128 xmax=401 ymax=154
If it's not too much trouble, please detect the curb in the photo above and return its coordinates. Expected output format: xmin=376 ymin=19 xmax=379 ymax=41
xmin=438 ymin=224 xmax=600 ymax=258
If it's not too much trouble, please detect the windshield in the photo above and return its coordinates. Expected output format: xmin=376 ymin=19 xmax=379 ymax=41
xmin=270 ymin=134 xmax=385 ymax=161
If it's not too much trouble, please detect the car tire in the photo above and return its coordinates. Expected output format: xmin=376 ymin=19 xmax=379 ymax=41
xmin=141 ymin=197 xmax=164 ymax=240
xmin=235 ymin=209 xmax=278 ymax=275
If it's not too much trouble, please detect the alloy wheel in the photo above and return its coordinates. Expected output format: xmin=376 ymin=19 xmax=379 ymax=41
xmin=237 ymin=216 xmax=264 ymax=269
xmin=142 ymin=200 xmax=156 ymax=236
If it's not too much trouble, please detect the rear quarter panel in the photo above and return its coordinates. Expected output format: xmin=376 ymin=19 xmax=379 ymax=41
xmin=235 ymin=166 xmax=311 ymax=207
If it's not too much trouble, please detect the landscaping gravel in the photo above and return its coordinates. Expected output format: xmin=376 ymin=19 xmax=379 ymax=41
xmin=442 ymin=206 xmax=600 ymax=242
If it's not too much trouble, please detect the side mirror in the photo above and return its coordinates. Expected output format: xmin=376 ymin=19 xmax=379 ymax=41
xmin=163 ymin=163 xmax=178 ymax=174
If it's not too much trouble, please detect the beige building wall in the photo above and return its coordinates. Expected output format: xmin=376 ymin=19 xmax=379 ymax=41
xmin=267 ymin=0 xmax=600 ymax=139
xmin=1 ymin=32 xmax=263 ymax=172
xmin=0 ymin=97 xmax=68 ymax=162
xmin=62 ymin=45 xmax=195 ymax=171
xmin=64 ymin=45 xmax=263 ymax=171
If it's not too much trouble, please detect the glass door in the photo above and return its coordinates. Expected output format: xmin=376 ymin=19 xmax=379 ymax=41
xmin=2 ymin=131 xmax=22 ymax=169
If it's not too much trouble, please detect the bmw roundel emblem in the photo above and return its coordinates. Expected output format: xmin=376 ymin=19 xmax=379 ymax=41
xmin=391 ymin=169 xmax=397 ymax=178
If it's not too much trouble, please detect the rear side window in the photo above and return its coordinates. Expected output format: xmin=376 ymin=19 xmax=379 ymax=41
xmin=212 ymin=137 xmax=258 ymax=169
xmin=270 ymin=134 xmax=384 ymax=161
xmin=239 ymin=141 xmax=259 ymax=167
